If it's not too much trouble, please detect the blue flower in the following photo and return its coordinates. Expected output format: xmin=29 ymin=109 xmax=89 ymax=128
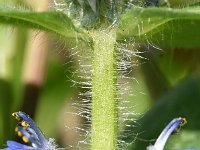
xmin=147 ymin=117 xmax=187 ymax=150
xmin=1 ymin=111 xmax=59 ymax=150
xmin=183 ymin=149 xmax=200 ymax=150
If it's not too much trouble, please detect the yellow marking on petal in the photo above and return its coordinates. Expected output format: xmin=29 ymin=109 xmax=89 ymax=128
xmin=12 ymin=112 xmax=17 ymax=117
xmin=22 ymin=136 xmax=29 ymax=143
xmin=17 ymin=131 xmax=23 ymax=137
xmin=15 ymin=127 xmax=19 ymax=132
xmin=12 ymin=112 xmax=20 ymax=121
xmin=180 ymin=118 xmax=187 ymax=126
xmin=15 ymin=127 xmax=23 ymax=137
xmin=15 ymin=127 xmax=22 ymax=137
xmin=173 ymin=117 xmax=187 ymax=134
xmin=21 ymin=121 xmax=30 ymax=128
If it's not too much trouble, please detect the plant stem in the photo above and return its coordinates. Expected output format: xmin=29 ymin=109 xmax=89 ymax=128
xmin=91 ymin=30 xmax=117 ymax=150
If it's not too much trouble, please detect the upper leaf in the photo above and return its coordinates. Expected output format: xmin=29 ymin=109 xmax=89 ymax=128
xmin=0 ymin=7 xmax=90 ymax=41
xmin=117 ymin=6 xmax=200 ymax=41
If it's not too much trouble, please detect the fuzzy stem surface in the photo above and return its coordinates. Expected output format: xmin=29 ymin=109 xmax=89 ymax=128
xmin=91 ymin=30 xmax=117 ymax=150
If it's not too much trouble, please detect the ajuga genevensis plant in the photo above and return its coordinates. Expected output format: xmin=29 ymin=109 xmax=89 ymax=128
xmin=1 ymin=0 xmax=200 ymax=150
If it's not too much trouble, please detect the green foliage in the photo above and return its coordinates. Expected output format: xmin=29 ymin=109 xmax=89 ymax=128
xmin=0 ymin=7 xmax=88 ymax=40
xmin=129 ymin=74 xmax=200 ymax=149
xmin=118 ymin=6 xmax=200 ymax=45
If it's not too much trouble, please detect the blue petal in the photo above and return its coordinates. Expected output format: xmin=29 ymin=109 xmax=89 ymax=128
xmin=2 ymin=111 xmax=58 ymax=150
xmin=12 ymin=112 xmax=48 ymax=147
xmin=1 ymin=141 xmax=40 ymax=150
xmin=147 ymin=117 xmax=186 ymax=150
xmin=16 ymin=126 xmax=41 ymax=148
xmin=183 ymin=148 xmax=200 ymax=150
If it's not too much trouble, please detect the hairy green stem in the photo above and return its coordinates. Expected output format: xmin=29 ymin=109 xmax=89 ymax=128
xmin=91 ymin=30 xmax=117 ymax=150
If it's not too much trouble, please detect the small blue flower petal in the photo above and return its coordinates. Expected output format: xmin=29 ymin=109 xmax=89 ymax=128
xmin=147 ymin=117 xmax=187 ymax=150
xmin=183 ymin=148 xmax=200 ymax=150
xmin=12 ymin=111 xmax=48 ymax=147
xmin=1 ymin=111 xmax=58 ymax=150
xmin=15 ymin=126 xmax=41 ymax=148
xmin=4 ymin=141 xmax=40 ymax=150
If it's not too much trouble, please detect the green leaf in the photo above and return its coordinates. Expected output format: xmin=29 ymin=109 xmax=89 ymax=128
xmin=150 ymin=19 xmax=200 ymax=48
xmin=167 ymin=0 xmax=200 ymax=7
xmin=0 ymin=7 xmax=90 ymax=40
xmin=118 ymin=6 xmax=200 ymax=37
xmin=126 ymin=74 xmax=200 ymax=149
xmin=117 ymin=7 xmax=200 ymax=47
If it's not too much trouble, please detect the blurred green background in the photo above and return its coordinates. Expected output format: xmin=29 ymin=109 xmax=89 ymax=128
xmin=1 ymin=0 xmax=200 ymax=149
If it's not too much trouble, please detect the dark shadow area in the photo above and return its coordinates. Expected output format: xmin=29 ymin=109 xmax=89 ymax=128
xmin=21 ymin=83 xmax=41 ymax=119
